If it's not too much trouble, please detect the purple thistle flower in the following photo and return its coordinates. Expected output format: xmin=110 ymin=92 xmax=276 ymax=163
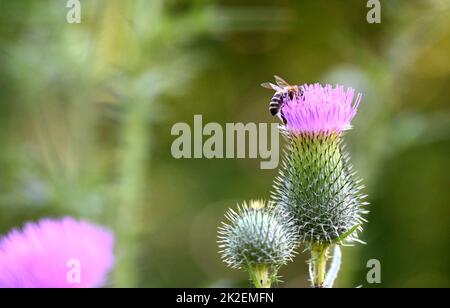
xmin=0 ymin=217 xmax=115 ymax=288
xmin=282 ymin=83 xmax=362 ymax=135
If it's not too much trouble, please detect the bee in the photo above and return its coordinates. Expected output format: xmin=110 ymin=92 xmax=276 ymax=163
xmin=261 ymin=75 xmax=302 ymax=123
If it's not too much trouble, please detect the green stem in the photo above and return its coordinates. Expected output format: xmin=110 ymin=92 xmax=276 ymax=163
xmin=114 ymin=99 xmax=151 ymax=287
xmin=310 ymin=243 xmax=330 ymax=288
xmin=249 ymin=264 xmax=272 ymax=288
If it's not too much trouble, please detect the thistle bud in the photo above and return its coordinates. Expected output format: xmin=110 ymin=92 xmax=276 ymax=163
xmin=218 ymin=200 xmax=297 ymax=287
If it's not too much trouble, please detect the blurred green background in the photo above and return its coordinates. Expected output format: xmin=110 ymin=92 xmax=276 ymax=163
xmin=0 ymin=0 xmax=449 ymax=288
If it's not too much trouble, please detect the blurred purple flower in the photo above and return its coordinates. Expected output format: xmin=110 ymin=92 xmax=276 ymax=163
xmin=0 ymin=217 xmax=115 ymax=288
xmin=282 ymin=83 xmax=362 ymax=134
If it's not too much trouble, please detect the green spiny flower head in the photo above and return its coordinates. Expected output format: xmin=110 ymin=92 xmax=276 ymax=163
xmin=218 ymin=200 xmax=297 ymax=270
xmin=272 ymin=84 xmax=368 ymax=245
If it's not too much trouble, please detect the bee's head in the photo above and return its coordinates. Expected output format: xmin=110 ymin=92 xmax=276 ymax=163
xmin=288 ymin=91 xmax=295 ymax=100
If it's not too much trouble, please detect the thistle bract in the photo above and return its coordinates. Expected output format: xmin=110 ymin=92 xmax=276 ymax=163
xmin=272 ymin=84 xmax=367 ymax=245
xmin=218 ymin=201 xmax=297 ymax=270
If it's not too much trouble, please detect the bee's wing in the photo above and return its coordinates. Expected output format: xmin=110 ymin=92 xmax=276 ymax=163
xmin=274 ymin=75 xmax=290 ymax=87
xmin=261 ymin=82 xmax=281 ymax=90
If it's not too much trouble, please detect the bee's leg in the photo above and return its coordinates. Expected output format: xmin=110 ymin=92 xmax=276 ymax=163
xmin=280 ymin=110 xmax=287 ymax=125
xmin=299 ymin=89 xmax=304 ymax=98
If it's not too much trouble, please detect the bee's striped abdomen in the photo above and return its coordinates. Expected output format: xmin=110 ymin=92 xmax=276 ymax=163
xmin=269 ymin=92 xmax=283 ymax=116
